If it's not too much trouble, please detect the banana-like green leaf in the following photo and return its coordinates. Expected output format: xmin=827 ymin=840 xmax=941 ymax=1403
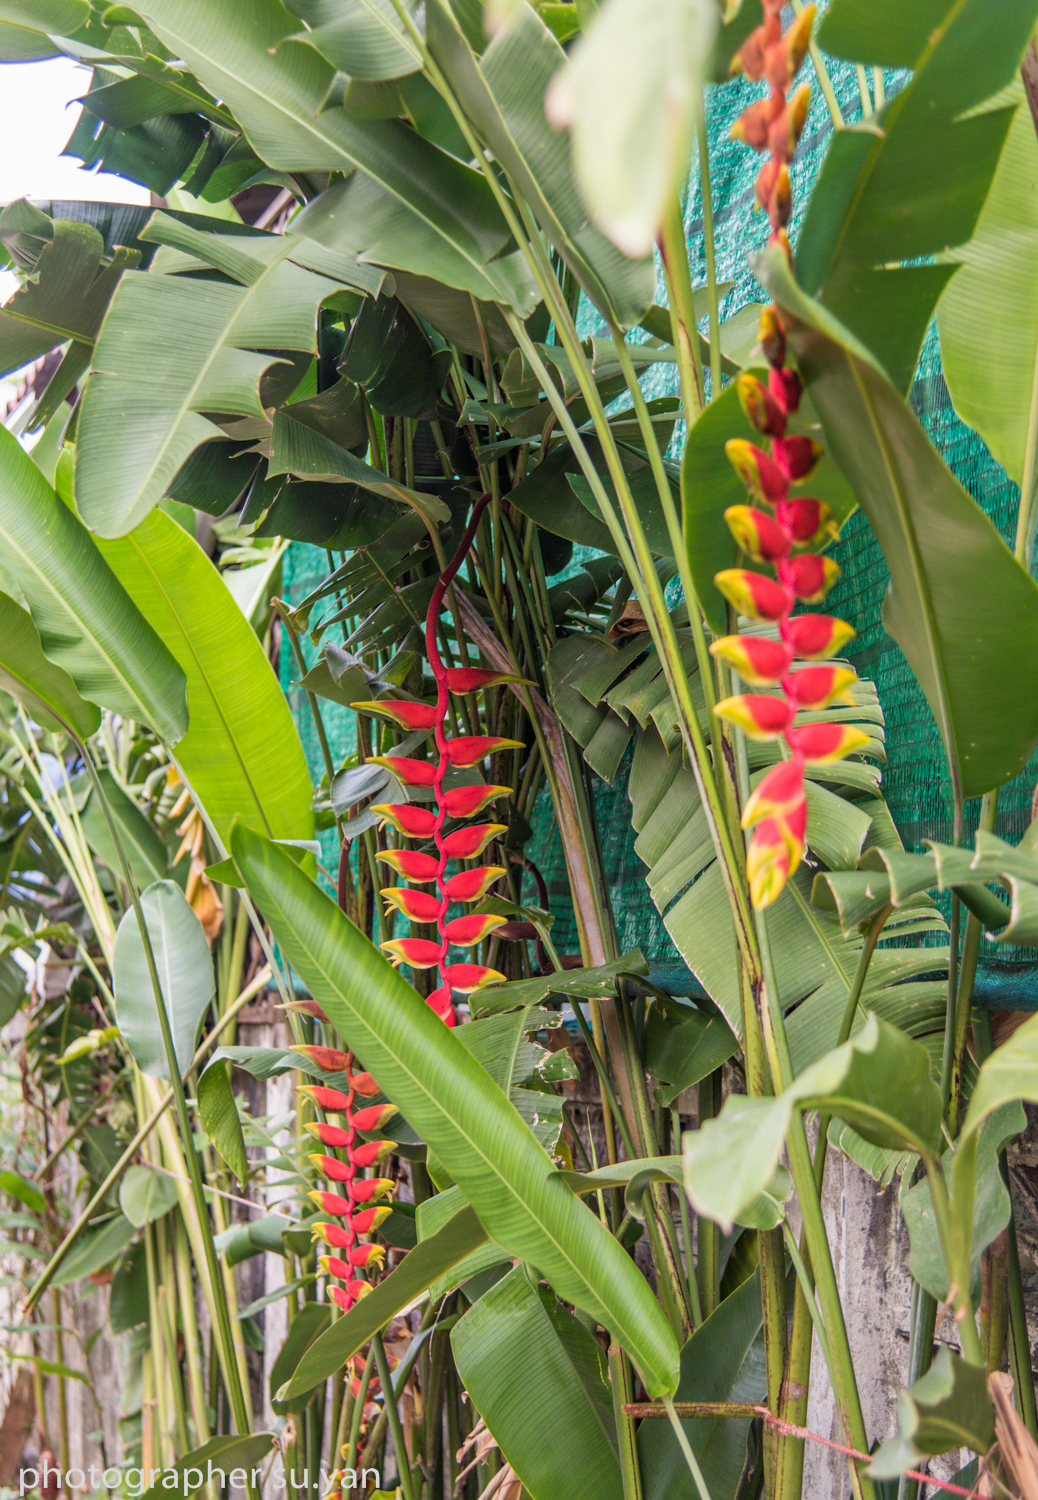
xmin=231 ymin=823 xmax=680 ymax=1398
xmin=938 ymin=80 xmax=1038 ymax=492
xmin=452 ymin=1264 xmax=623 ymax=1500
xmin=80 ymin=767 xmax=173 ymax=893
xmin=287 ymin=0 xmax=422 ymax=80
xmin=684 ymin=1015 xmax=941 ymax=1229
xmin=542 ymin=0 xmax=716 ymax=262
xmin=639 ymin=1270 xmax=767 ymax=1500
xmin=114 ymin=880 xmax=214 ymax=1080
xmin=96 ymin=509 xmax=314 ymax=849
xmin=198 ymin=1059 xmax=248 ymax=1182
xmin=133 ymin=1434 xmax=277 ymax=1500
xmin=797 ymin=0 xmax=1038 ymax=391
xmin=76 ymin=211 xmax=382 ymax=536
xmin=426 ymin=0 xmax=655 ymax=327
xmin=0 ymin=208 xmax=139 ymax=378
xmin=762 ymin=247 xmax=1038 ymax=804
xmin=53 ymin=1213 xmax=135 ymax=1286
xmin=138 ymin=0 xmax=539 ymax=312
xmin=0 ymin=0 xmax=88 ymax=58
xmin=0 ymin=589 xmax=99 ymax=738
xmin=963 ymin=1009 xmax=1038 ymax=1141
xmin=0 ymin=428 xmax=187 ymax=742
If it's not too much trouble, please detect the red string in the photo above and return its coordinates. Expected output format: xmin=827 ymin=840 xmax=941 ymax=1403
xmin=758 ymin=1410 xmax=981 ymax=1498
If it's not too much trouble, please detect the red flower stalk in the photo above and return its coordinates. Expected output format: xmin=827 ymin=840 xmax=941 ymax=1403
xmin=716 ymin=0 xmax=869 ymax=909
xmin=355 ymin=493 xmax=514 ymax=1023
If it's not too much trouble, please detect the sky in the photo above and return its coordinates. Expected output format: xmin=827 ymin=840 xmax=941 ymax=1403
xmin=0 ymin=56 xmax=150 ymax=206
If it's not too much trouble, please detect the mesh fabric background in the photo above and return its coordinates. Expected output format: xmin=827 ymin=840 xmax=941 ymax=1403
xmin=280 ymin=36 xmax=1038 ymax=1005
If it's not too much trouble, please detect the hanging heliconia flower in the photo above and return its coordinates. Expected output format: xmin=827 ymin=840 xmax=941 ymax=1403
xmin=292 ymin=1044 xmax=398 ymax=1315
xmin=714 ymin=0 xmax=869 ymax=909
xmin=354 ymin=493 xmax=523 ymax=1025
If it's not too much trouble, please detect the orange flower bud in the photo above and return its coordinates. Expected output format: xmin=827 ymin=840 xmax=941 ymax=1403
xmin=725 ymin=439 xmax=789 ymax=505
xmin=312 ymin=1220 xmax=351 ymax=1248
xmin=742 ymin=759 xmax=806 ymax=830
xmin=309 ymin=1189 xmax=352 ymax=1216
xmin=305 ymin=1122 xmax=351 ymax=1148
xmin=768 ymin=84 xmax=811 ymax=163
xmin=350 ymin=1102 xmax=398 ymax=1132
xmin=291 ymin=1045 xmax=351 ymax=1073
xmin=773 ymin=434 xmax=823 ymax=482
xmin=785 ymin=665 xmax=857 ymax=711
xmin=300 ymin=1084 xmax=352 ymax=1112
xmin=445 ymin=667 xmax=525 ymax=692
xmin=747 ymin=819 xmax=793 ymax=909
xmin=442 ymin=912 xmax=508 ymax=946
xmin=782 ymin=613 xmax=856 ymax=659
xmin=350 ymin=1205 xmax=392 ymax=1236
xmin=441 ymin=963 xmax=507 ymax=993
xmin=724 ymin=505 xmax=791 ymax=563
xmin=380 ymin=887 xmax=444 ymax=923
xmin=779 ymin=553 xmax=841 ymax=603
xmin=758 ymin=307 xmax=786 ymax=369
xmin=442 ymin=783 xmax=512 ymax=818
xmin=426 ymin=986 xmax=456 ymax=1025
xmin=709 ymin=635 xmax=792 ymax=685
xmin=443 ymin=866 xmax=507 ymax=903
xmin=351 ymin=1139 xmax=397 ymax=1167
xmin=372 ymin=803 xmax=438 ymax=839
xmin=775 ymin=498 xmax=837 ymax=547
xmin=351 ymin=1072 xmax=381 ymax=1097
xmin=375 ymin=848 xmax=439 ymax=883
xmin=714 ymin=569 xmax=794 ymax=623
xmin=369 ymin=755 xmax=437 ymax=787
xmin=768 ymin=366 xmax=802 ymax=416
xmin=351 ymin=1178 xmax=395 ymax=1203
xmin=786 ymin=723 xmax=871 ymax=764
xmin=380 ymin=936 xmax=444 ymax=969
xmin=352 ymin=698 xmax=438 ymax=731
xmin=731 ymin=89 xmax=784 ymax=151
xmin=348 ymin=1243 xmax=385 ymax=1269
xmin=309 ymin=1152 xmax=352 ymax=1182
xmin=319 ymin=1254 xmax=351 ymax=1278
xmin=444 ymin=735 xmax=525 ymax=768
xmin=715 ymin=694 xmax=795 ymax=741
xmin=441 ymin=823 xmax=507 ymax=858
xmin=767 ymin=164 xmax=792 ymax=230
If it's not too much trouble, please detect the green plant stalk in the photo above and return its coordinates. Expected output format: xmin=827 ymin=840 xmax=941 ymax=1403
xmin=671 ymin=1104 xmax=702 ymax=1325
xmin=143 ymin=1222 xmax=171 ymax=1467
xmin=174 ymin=1212 xmax=212 ymax=1453
xmin=50 ymin=1289 xmax=70 ymax=1478
xmin=946 ymin=790 xmax=999 ymax=1133
xmin=345 ymin=1345 xmax=377 ymax=1478
xmin=790 ymin=0 xmax=845 ymax=129
xmin=775 ymin=910 xmax=886 ymax=1500
xmin=1015 ymin=316 xmax=1038 ymax=566
xmin=757 ymin=1224 xmax=787 ymax=1488
xmin=663 ymin=1396 xmax=714 ymax=1500
xmin=694 ymin=1072 xmax=722 ymax=1319
xmin=609 ymin=1345 xmax=645 ymax=1500
xmin=159 ymin=1278 xmax=191 ymax=1456
xmin=695 ymin=100 xmax=722 ymax=397
xmin=34 ymin=1078 xmax=119 ymax=1181
xmin=24 ymin=966 xmax=269 ymax=1310
xmin=919 ymin=1151 xmax=984 ymax=1366
xmin=373 ymin=1333 xmax=414 ymax=1500
xmin=660 ymin=201 xmax=706 ymax=421
xmin=974 ymin=1009 xmax=1038 ymax=1437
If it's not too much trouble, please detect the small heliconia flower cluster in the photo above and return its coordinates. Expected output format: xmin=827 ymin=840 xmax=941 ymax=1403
xmin=711 ymin=0 xmax=868 ymax=910
xmin=354 ymin=494 xmax=520 ymax=1025
xmin=292 ymin=1042 xmax=398 ymax=1314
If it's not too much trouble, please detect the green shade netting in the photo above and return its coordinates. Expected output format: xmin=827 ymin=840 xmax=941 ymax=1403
xmin=281 ymin=38 xmax=1038 ymax=1007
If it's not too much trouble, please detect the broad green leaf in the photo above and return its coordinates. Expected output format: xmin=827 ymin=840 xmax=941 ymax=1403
xmin=543 ymin=0 xmax=716 ymax=259
xmin=118 ymin=1164 xmax=179 ymax=1227
xmin=0 ymin=211 xmax=138 ymax=378
xmin=79 ymin=768 xmax=172 ymax=893
xmin=0 ymin=590 xmax=99 ymax=738
xmin=681 ymin=379 xmax=857 ymax=635
xmin=685 ymin=1015 xmax=941 ymax=1228
xmin=133 ymin=1434 xmax=276 ymax=1500
xmin=198 ymin=1059 xmax=248 ymax=1182
xmin=938 ymin=81 xmax=1038 ymax=491
xmin=0 ymin=1 xmax=88 ymax=58
xmin=140 ymin=0 xmax=539 ymax=311
xmin=282 ymin=1202 xmax=488 ymax=1396
xmin=110 ymin=1244 xmax=149 ymax=1334
xmin=287 ymin=0 xmax=422 ymax=81
xmin=474 ymin=950 xmax=648 ymax=1014
xmin=867 ymin=1349 xmax=993 ymax=1478
xmin=639 ymin=1270 xmax=766 ymax=1500
xmin=902 ymin=1101 xmax=1024 ymax=1302
xmin=76 ymin=212 xmax=382 ymax=536
xmin=762 ymin=248 xmax=1038 ymax=804
xmin=0 ymin=428 xmax=187 ymax=742
xmin=231 ymin=824 xmax=680 ymax=1398
xmin=0 ymin=1171 xmax=45 ymax=1214
xmin=643 ymin=999 xmax=738 ymax=1105
xmin=426 ymin=0 xmax=655 ymax=326
xmin=415 ymin=1186 xmax=507 ymax=1299
xmin=963 ymin=1009 xmax=1038 ymax=1142
xmin=271 ymin=1302 xmax=329 ymax=1415
xmin=114 ymin=881 xmax=214 ymax=1081
xmin=453 ymin=1264 xmax=623 ymax=1500
xmin=798 ymin=0 xmax=1038 ymax=392
xmin=53 ymin=1213 xmax=136 ymax=1286
xmin=96 ymin=508 xmax=314 ymax=850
